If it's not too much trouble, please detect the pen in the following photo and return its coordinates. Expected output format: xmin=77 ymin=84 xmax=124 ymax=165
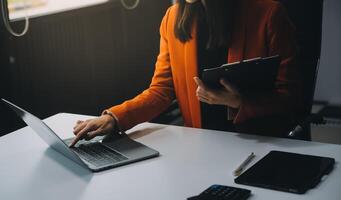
xmin=233 ymin=152 xmax=255 ymax=176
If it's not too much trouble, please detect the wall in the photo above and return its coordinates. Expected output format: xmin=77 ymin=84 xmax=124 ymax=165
xmin=0 ymin=0 xmax=171 ymax=135
xmin=314 ymin=0 xmax=341 ymax=105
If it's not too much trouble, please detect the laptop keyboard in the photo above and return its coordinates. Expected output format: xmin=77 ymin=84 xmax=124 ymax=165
xmin=72 ymin=143 xmax=128 ymax=167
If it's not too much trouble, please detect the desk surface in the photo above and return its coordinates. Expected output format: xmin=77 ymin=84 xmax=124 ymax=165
xmin=0 ymin=113 xmax=340 ymax=200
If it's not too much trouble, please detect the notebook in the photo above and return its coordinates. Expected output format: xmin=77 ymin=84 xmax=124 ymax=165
xmin=234 ymin=150 xmax=335 ymax=194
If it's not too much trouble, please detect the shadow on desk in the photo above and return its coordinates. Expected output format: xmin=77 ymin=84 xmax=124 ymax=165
xmin=234 ymin=133 xmax=325 ymax=148
xmin=128 ymin=126 xmax=166 ymax=140
xmin=18 ymin=148 xmax=93 ymax=199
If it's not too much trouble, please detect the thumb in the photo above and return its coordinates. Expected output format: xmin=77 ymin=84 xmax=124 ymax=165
xmin=194 ymin=77 xmax=206 ymax=88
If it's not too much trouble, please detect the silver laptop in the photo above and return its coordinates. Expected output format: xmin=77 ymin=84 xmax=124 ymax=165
xmin=2 ymin=99 xmax=159 ymax=172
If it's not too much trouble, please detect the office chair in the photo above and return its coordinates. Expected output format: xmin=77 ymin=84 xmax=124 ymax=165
xmin=277 ymin=0 xmax=324 ymax=140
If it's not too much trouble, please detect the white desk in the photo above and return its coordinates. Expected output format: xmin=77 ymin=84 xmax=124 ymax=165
xmin=0 ymin=113 xmax=340 ymax=200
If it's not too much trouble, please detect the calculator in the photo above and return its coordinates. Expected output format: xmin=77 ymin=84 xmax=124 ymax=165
xmin=188 ymin=184 xmax=251 ymax=200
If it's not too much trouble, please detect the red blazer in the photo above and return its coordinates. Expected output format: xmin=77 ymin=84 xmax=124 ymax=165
xmin=107 ymin=0 xmax=302 ymax=134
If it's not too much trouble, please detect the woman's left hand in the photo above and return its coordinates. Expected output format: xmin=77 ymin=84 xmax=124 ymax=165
xmin=194 ymin=77 xmax=241 ymax=108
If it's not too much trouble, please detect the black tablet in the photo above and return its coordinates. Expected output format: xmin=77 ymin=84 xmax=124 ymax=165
xmin=201 ymin=55 xmax=280 ymax=94
xmin=234 ymin=151 xmax=335 ymax=194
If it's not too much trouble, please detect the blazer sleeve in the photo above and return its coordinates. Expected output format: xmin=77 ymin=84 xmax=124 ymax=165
xmin=106 ymin=7 xmax=175 ymax=131
xmin=234 ymin=3 xmax=303 ymax=124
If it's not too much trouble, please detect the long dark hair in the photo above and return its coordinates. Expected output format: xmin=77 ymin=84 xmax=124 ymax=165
xmin=174 ymin=0 xmax=237 ymax=49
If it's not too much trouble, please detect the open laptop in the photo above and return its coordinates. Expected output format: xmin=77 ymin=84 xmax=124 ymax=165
xmin=2 ymin=99 xmax=159 ymax=172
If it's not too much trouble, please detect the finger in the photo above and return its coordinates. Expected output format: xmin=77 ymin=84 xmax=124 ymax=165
xmin=197 ymin=92 xmax=211 ymax=102
xmin=69 ymin=134 xmax=83 ymax=147
xmin=70 ymin=132 xmax=88 ymax=147
xmin=73 ymin=122 xmax=87 ymax=135
xmin=198 ymin=96 xmax=212 ymax=104
xmin=85 ymin=129 xmax=103 ymax=141
xmin=220 ymin=79 xmax=235 ymax=92
xmin=73 ymin=122 xmax=84 ymax=131
xmin=197 ymin=87 xmax=209 ymax=98
xmin=196 ymin=84 xmax=215 ymax=97
xmin=194 ymin=77 xmax=217 ymax=99
xmin=193 ymin=77 xmax=207 ymax=89
xmin=196 ymin=88 xmax=207 ymax=97
xmin=199 ymin=88 xmax=217 ymax=100
xmin=197 ymin=91 xmax=210 ymax=101
xmin=73 ymin=120 xmax=83 ymax=129
xmin=70 ymin=125 xmax=93 ymax=147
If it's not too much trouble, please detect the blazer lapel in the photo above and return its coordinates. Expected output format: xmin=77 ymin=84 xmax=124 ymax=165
xmin=184 ymin=22 xmax=201 ymax=128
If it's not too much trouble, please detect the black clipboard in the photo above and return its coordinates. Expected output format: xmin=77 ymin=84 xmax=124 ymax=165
xmin=201 ymin=55 xmax=280 ymax=94
xmin=234 ymin=151 xmax=335 ymax=194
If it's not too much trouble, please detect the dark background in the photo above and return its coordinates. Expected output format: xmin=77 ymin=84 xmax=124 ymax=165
xmin=0 ymin=0 xmax=171 ymax=135
xmin=1 ymin=0 xmax=341 ymax=138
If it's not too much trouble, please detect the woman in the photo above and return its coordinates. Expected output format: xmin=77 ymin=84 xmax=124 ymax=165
xmin=70 ymin=0 xmax=302 ymax=147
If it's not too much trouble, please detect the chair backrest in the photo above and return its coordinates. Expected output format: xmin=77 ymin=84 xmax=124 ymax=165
xmin=277 ymin=0 xmax=324 ymax=117
xmin=276 ymin=0 xmax=324 ymax=140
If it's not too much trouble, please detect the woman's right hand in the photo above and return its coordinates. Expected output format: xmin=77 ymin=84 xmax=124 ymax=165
xmin=69 ymin=114 xmax=117 ymax=147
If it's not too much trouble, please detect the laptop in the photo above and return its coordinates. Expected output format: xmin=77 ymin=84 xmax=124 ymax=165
xmin=2 ymin=99 xmax=159 ymax=172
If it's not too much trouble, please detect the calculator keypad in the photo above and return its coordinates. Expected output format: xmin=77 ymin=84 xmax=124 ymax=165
xmin=188 ymin=184 xmax=251 ymax=200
